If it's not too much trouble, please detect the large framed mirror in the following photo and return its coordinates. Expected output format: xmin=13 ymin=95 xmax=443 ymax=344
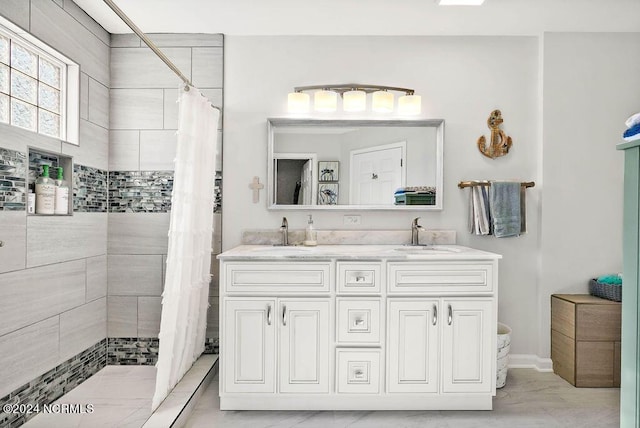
xmin=267 ymin=118 xmax=444 ymax=210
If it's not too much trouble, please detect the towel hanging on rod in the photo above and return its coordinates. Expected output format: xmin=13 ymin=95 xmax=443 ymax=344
xmin=458 ymin=181 xmax=535 ymax=189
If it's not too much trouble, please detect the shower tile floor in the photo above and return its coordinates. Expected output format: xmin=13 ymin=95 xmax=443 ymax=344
xmin=23 ymin=365 xmax=157 ymax=428
xmin=185 ymin=369 xmax=620 ymax=428
xmin=22 ymin=354 xmax=217 ymax=428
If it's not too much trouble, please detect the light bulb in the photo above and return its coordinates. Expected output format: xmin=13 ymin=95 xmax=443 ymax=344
xmin=343 ymin=90 xmax=366 ymax=112
xmin=398 ymin=95 xmax=422 ymax=115
xmin=287 ymin=92 xmax=310 ymax=113
xmin=372 ymin=91 xmax=394 ymax=113
xmin=314 ymin=90 xmax=338 ymax=112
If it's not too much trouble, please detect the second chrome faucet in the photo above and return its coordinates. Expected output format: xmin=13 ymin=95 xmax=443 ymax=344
xmin=411 ymin=217 xmax=425 ymax=246
xmin=280 ymin=217 xmax=289 ymax=246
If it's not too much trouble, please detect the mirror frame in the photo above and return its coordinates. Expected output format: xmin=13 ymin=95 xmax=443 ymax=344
xmin=267 ymin=118 xmax=444 ymax=211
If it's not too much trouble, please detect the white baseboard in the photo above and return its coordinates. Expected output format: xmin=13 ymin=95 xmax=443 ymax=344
xmin=508 ymin=354 xmax=553 ymax=372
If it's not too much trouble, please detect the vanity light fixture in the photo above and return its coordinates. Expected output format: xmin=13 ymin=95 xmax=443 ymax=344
xmin=287 ymin=84 xmax=421 ymax=115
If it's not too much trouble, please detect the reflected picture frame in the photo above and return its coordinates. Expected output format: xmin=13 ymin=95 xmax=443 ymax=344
xmin=318 ymin=161 xmax=339 ymax=182
xmin=318 ymin=183 xmax=339 ymax=205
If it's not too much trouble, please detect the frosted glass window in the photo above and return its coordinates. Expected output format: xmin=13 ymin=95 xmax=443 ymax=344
xmin=0 ymin=94 xmax=8 ymax=123
xmin=38 ymin=109 xmax=59 ymax=137
xmin=0 ymin=20 xmax=77 ymax=143
xmin=11 ymin=42 xmax=37 ymax=77
xmin=0 ymin=35 xmax=8 ymax=65
xmin=0 ymin=64 xmax=8 ymax=94
xmin=39 ymin=57 xmax=60 ymax=89
xmin=38 ymin=83 xmax=59 ymax=113
xmin=11 ymin=98 xmax=36 ymax=131
xmin=11 ymin=70 xmax=37 ymax=104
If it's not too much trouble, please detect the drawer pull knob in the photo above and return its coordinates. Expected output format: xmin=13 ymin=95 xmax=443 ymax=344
xmin=354 ymin=370 xmax=364 ymax=377
xmin=266 ymin=304 xmax=272 ymax=325
xmin=432 ymin=304 xmax=438 ymax=326
xmin=448 ymin=304 xmax=453 ymax=325
xmin=355 ymin=276 xmax=366 ymax=282
xmin=354 ymin=318 xmax=365 ymax=326
xmin=0 ymin=240 xmax=3 ymax=247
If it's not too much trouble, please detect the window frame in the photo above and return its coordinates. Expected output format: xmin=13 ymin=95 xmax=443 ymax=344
xmin=0 ymin=16 xmax=79 ymax=145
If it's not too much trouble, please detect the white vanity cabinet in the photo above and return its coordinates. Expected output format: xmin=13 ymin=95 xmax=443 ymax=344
xmin=441 ymin=299 xmax=494 ymax=393
xmin=222 ymin=298 xmax=330 ymax=395
xmin=218 ymin=245 xmax=500 ymax=411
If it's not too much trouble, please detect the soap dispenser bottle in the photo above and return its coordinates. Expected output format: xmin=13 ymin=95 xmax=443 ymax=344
xmin=304 ymin=215 xmax=317 ymax=247
xmin=35 ymin=164 xmax=55 ymax=215
xmin=54 ymin=167 xmax=69 ymax=215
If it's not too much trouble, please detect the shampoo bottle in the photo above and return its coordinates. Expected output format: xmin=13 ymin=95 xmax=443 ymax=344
xmin=54 ymin=167 xmax=69 ymax=215
xmin=35 ymin=165 xmax=55 ymax=214
xmin=304 ymin=214 xmax=317 ymax=246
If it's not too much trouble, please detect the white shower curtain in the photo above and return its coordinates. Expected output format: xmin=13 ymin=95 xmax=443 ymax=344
xmin=152 ymin=87 xmax=220 ymax=410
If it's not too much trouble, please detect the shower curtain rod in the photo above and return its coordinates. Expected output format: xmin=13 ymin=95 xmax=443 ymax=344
xmin=102 ymin=0 xmax=220 ymax=110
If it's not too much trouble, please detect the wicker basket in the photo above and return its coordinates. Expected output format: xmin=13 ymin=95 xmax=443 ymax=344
xmin=589 ymin=278 xmax=622 ymax=302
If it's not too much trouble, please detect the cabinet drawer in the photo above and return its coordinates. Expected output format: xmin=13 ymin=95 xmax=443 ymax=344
xmin=336 ymin=348 xmax=381 ymax=394
xmin=224 ymin=262 xmax=331 ymax=293
xmin=576 ymin=304 xmax=621 ymax=341
xmin=388 ymin=262 xmax=493 ymax=294
xmin=337 ymin=262 xmax=381 ymax=294
xmin=337 ymin=298 xmax=381 ymax=344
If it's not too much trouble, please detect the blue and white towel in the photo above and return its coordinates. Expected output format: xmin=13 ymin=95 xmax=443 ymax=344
xmin=626 ymin=112 xmax=640 ymax=129
xmin=624 ymin=122 xmax=640 ymax=142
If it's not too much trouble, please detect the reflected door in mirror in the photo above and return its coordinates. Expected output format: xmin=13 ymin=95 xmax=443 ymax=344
xmin=350 ymin=142 xmax=406 ymax=205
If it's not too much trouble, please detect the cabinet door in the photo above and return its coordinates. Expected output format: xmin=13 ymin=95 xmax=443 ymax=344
xmin=223 ymin=299 xmax=276 ymax=393
xmin=442 ymin=299 xmax=493 ymax=393
xmin=387 ymin=299 xmax=439 ymax=393
xmin=279 ymin=299 xmax=330 ymax=393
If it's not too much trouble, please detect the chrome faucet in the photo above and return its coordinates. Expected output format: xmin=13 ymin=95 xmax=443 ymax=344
xmin=280 ymin=217 xmax=289 ymax=246
xmin=411 ymin=217 xmax=425 ymax=246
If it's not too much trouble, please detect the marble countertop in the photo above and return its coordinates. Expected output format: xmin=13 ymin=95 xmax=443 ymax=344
xmin=217 ymin=244 xmax=501 ymax=261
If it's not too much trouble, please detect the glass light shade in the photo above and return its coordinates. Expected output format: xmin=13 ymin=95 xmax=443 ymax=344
xmin=343 ymin=90 xmax=366 ymax=112
xmin=314 ymin=90 xmax=338 ymax=112
xmin=372 ymin=91 xmax=394 ymax=113
xmin=287 ymin=92 xmax=310 ymax=113
xmin=398 ymin=95 xmax=422 ymax=115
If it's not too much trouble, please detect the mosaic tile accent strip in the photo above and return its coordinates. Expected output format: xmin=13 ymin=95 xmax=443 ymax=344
xmin=204 ymin=337 xmax=219 ymax=355
xmin=0 ymin=339 xmax=106 ymax=428
xmin=214 ymin=171 xmax=222 ymax=214
xmin=109 ymin=170 xmax=222 ymax=213
xmin=107 ymin=337 xmax=159 ymax=365
xmin=108 ymin=171 xmax=173 ymax=213
xmin=0 ymin=148 xmax=27 ymax=211
xmin=73 ymin=164 xmax=107 ymax=212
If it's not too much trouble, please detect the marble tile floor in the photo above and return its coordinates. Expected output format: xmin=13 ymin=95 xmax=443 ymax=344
xmin=185 ymin=369 xmax=620 ymax=428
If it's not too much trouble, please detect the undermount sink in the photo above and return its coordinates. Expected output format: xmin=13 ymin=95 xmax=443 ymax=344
xmin=392 ymin=245 xmax=464 ymax=255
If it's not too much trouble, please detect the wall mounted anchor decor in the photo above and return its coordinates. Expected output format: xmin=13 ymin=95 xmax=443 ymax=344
xmin=477 ymin=109 xmax=513 ymax=159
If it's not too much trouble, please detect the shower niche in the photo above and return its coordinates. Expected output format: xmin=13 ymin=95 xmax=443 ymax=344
xmin=28 ymin=147 xmax=73 ymax=216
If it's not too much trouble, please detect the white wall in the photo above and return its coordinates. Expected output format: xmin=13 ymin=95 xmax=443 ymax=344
xmin=538 ymin=32 xmax=640 ymax=358
xmin=224 ymin=35 xmax=540 ymax=355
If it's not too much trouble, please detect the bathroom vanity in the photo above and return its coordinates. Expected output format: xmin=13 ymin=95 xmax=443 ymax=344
xmin=218 ymin=244 xmax=501 ymax=410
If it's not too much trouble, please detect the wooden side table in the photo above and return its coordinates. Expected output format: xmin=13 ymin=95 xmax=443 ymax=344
xmin=551 ymin=294 xmax=621 ymax=387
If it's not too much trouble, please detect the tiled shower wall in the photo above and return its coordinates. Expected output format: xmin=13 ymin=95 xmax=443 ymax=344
xmin=0 ymin=0 xmax=109 ymax=417
xmin=107 ymin=33 xmax=223 ymax=362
